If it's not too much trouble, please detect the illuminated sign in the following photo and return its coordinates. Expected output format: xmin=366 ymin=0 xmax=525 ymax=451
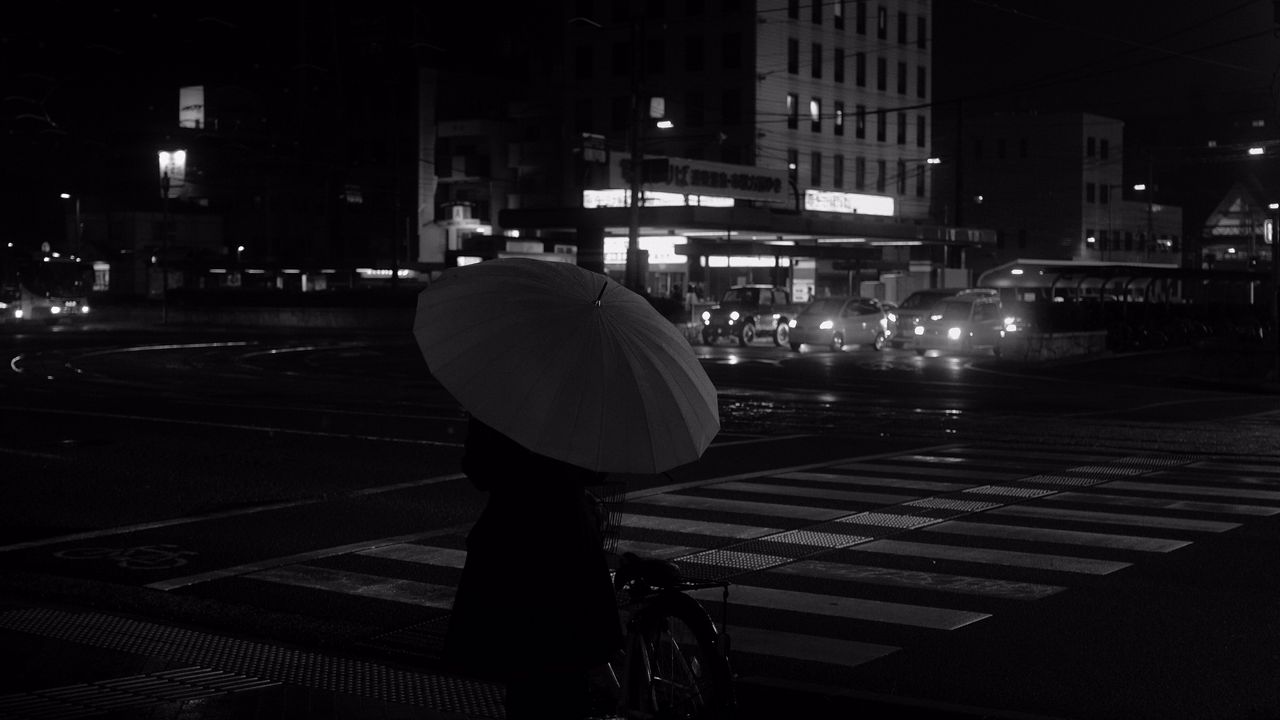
xmin=598 ymin=156 xmax=789 ymax=204
xmin=804 ymin=189 xmax=895 ymax=216
xmin=583 ymin=190 xmax=735 ymax=209
xmin=604 ymin=236 xmax=688 ymax=266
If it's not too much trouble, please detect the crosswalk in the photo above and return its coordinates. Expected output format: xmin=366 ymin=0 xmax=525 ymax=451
xmin=176 ymin=443 xmax=1280 ymax=683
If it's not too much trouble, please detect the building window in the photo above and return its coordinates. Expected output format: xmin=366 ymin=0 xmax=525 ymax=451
xmin=876 ymin=159 xmax=886 ymax=191
xmin=1100 ymin=138 xmax=1110 ymax=159
xmin=915 ymin=164 xmax=926 ymax=196
xmin=877 ymin=5 xmax=887 ymax=39
xmin=575 ymin=45 xmax=594 ymax=80
xmin=722 ymin=32 xmax=741 ymax=69
xmin=876 ymin=109 xmax=886 ymax=141
xmin=810 ymin=98 xmax=822 ymax=132
xmin=1086 ymin=137 xmax=1096 ymax=156
xmin=835 ymin=101 xmax=845 ymax=136
xmin=876 ymin=57 xmax=886 ymax=90
xmin=612 ymin=95 xmax=629 ymax=132
xmin=916 ymin=114 xmax=926 ymax=147
xmin=787 ymin=38 xmax=799 ymax=74
xmin=856 ymin=1 xmax=866 ymax=33
xmin=897 ymin=111 xmax=907 ymax=144
xmin=811 ymin=42 xmax=822 ymax=79
xmin=811 ymin=151 xmax=822 ymax=185
xmin=917 ymin=16 xmax=927 ymax=48
xmin=897 ymin=61 xmax=907 ymax=94
xmin=834 ymin=154 xmax=845 ymax=188
xmin=612 ymin=41 xmax=631 ymax=76
xmin=788 ymin=0 xmax=799 ymax=19
xmin=916 ymin=66 xmax=926 ymax=98
xmin=834 ymin=48 xmax=845 ymax=83
xmin=897 ymin=11 xmax=907 ymax=43
xmin=1085 ymin=182 xmax=1096 ymax=203
xmin=897 ymin=159 xmax=907 ymax=195
xmin=575 ymin=98 xmax=594 ymax=133
xmin=685 ymin=36 xmax=704 ymax=71
xmin=855 ymin=52 xmax=866 ymax=86
xmin=686 ymin=91 xmax=705 ymax=127
xmin=647 ymin=38 xmax=665 ymax=74
xmin=1100 ymin=184 xmax=1110 ymax=204
xmin=855 ymin=105 xmax=866 ymax=138
xmin=787 ymin=93 xmax=798 ymax=129
xmin=834 ymin=0 xmax=845 ymax=29
xmin=855 ymin=156 xmax=866 ymax=189
xmin=721 ymin=88 xmax=741 ymax=124
xmin=812 ymin=0 xmax=821 ymax=24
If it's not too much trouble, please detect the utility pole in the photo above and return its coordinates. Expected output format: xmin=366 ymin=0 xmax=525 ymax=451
xmin=160 ymin=171 xmax=170 ymax=325
xmin=625 ymin=18 xmax=645 ymax=293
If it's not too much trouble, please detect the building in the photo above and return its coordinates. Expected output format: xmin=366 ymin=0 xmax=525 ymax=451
xmin=426 ymin=0 xmax=993 ymax=304
xmin=950 ymin=111 xmax=1183 ymax=278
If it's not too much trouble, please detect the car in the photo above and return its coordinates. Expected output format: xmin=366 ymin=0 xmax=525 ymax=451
xmin=787 ymin=296 xmax=894 ymax=352
xmin=700 ymin=285 xmax=802 ymax=347
xmin=887 ymin=287 xmax=968 ymax=348
xmin=910 ymin=289 xmax=1005 ymax=356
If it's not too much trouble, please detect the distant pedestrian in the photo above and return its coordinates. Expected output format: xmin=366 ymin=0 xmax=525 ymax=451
xmin=444 ymin=417 xmax=622 ymax=719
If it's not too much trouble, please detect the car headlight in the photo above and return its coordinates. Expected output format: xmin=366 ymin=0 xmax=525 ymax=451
xmin=14 ymin=309 xmax=24 ymax=319
xmin=729 ymin=310 xmax=740 ymax=321
xmin=788 ymin=318 xmax=797 ymax=328
xmin=81 ymin=305 xmax=91 ymax=314
xmin=701 ymin=311 xmax=711 ymax=322
xmin=947 ymin=327 xmax=963 ymax=340
xmin=50 ymin=306 xmax=61 ymax=314
xmin=886 ymin=312 xmax=897 ymax=323
xmin=913 ymin=325 xmax=924 ymax=336
xmin=819 ymin=320 xmax=833 ymax=330
xmin=1004 ymin=322 xmax=1018 ymax=332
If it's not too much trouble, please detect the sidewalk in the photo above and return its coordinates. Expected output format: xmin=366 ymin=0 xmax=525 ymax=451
xmin=0 ymin=594 xmax=506 ymax=720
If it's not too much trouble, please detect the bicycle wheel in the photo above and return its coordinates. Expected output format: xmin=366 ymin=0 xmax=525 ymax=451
xmin=631 ymin=591 xmax=735 ymax=719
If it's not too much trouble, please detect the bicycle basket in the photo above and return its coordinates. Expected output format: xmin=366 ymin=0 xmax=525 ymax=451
xmin=587 ymin=477 xmax=628 ymax=555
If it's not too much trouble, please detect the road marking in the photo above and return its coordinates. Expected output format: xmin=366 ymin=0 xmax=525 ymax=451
xmin=923 ymin=520 xmax=1192 ymax=552
xmin=772 ymin=471 xmax=969 ymax=493
xmin=0 ymin=446 xmax=66 ymax=461
xmin=145 ymin=527 xmax=468 ymax=591
xmin=854 ymin=539 xmax=1132 ymax=575
xmin=1 ymin=473 xmax=466 ymax=554
xmin=712 ymin=480 xmax=919 ymax=505
xmin=0 ymin=406 xmax=464 ymax=447
xmin=725 ymin=626 xmax=899 ymax=667
xmin=688 ymin=584 xmax=990 ymax=630
xmin=358 ymin=544 xmax=467 ymax=568
xmin=1041 ymin=492 xmax=1280 ymax=516
xmin=770 ymin=560 xmax=1065 ymax=600
xmin=246 ymin=565 xmax=455 ymax=608
xmin=619 ymin=513 xmax=782 ymax=539
xmin=630 ymin=494 xmax=849 ymax=521
xmin=832 ymin=462 xmax=1022 ymax=482
xmin=1104 ymin=480 xmax=1280 ymax=502
xmin=990 ymin=505 xmax=1241 ymax=532
xmin=613 ymin=540 xmax=701 ymax=560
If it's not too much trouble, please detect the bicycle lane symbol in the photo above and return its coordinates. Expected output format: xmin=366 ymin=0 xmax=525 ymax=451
xmin=52 ymin=544 xmax=198 ymax=570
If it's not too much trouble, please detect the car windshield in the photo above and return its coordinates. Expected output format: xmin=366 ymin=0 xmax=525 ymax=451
xmin=935 ymin=299 xmax=973 ymax=322
xmin=900 ymin=291 xmax=953 ymax=310
xmin=720 ymin=288 xmax=757 ymax=304
xmin=800 ymin=299 xmax=847 ymax=317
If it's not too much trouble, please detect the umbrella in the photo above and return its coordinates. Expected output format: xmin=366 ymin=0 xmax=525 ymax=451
xmin=413 ymin=258 xmax=720 ymax=474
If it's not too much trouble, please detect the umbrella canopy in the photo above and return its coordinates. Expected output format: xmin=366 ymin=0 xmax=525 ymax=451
xmin=414 ymin=258 xmax=720 ymax=474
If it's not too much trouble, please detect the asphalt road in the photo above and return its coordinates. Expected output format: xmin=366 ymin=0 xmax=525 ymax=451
xmin=3 ymin=324 xmax=1280 ymax=719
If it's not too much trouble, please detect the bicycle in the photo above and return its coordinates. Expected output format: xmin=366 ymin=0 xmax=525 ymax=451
xmin=587 ymin=483 xmax=737 ymax=720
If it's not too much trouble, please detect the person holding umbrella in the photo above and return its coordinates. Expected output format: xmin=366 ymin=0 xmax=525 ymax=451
xmin=414 ymin=258 xmax=720 ymax=718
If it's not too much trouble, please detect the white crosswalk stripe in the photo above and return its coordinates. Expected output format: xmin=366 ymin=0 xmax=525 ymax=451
xmin=198 ymin=444 xmax=1280 ymax=678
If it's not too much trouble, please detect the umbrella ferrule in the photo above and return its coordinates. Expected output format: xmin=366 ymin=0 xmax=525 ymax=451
xmin=594 ymin=281 xmax=608 ymax=306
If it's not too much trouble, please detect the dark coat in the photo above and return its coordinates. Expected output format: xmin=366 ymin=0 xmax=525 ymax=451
xmin=444 ymin=419 xmax=623 ymax=681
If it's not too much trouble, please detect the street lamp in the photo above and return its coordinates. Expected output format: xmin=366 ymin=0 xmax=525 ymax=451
xmin=59 ymin=192 xmax=81 ymax=258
